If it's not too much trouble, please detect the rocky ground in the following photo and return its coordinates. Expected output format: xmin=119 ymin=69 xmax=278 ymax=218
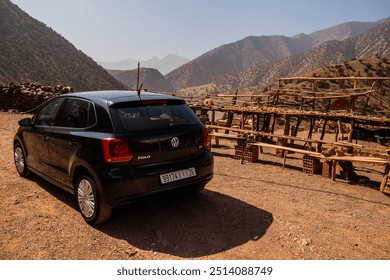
xmin=0 ymin=112 xmax=389 ymax=260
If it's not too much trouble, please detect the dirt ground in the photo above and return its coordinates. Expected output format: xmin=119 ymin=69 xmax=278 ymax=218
xmin=0 ymin=112 xmax=389 ymax=260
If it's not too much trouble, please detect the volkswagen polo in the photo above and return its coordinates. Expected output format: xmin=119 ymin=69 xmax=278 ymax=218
xmin=13 ymin=90 xmax=214 ymax=224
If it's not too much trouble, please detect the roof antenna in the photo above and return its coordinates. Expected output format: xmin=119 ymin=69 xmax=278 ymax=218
xmin=135 ymin=62 xmax=143 ymax=97
xmin=136 ymin=62 xmax=140 ymax=91
xmin=138 ymin=83 xmax=143 ymax=97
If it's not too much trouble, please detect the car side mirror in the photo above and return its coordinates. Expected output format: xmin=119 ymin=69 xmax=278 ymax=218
xmin=18 ymin=118 xmax=32 ymax=126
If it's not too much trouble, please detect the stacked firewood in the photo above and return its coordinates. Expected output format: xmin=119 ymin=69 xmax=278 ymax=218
xmin=0 ymin=82 xmax=73 ymax=112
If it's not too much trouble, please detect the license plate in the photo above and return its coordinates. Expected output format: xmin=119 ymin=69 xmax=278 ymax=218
xmin=160 ymin=167 xmax=196 ymax=184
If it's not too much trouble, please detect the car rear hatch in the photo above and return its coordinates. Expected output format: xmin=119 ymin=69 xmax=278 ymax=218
xmin=108 ymin=98 xmax=207 ymax=166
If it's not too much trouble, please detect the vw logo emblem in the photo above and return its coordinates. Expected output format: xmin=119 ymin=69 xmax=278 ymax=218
xmin=171 ymin=137 xmax=180 ymax=148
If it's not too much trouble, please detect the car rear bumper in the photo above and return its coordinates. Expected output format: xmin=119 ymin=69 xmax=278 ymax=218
xmin=98 ymin=152 xmax=214 ymax=207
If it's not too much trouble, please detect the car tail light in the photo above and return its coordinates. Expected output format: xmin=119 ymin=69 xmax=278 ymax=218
xmin=203 ymin=128 xmax=210 ymax=149
xmin=101 ymin=138 xmax=133 ymax=163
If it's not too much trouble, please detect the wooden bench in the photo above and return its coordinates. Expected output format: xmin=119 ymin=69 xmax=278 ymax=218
xmin=327 ymin=155 xmax=390 ymax=192
xmin=248 ymin=142 xmax=324 ymax=168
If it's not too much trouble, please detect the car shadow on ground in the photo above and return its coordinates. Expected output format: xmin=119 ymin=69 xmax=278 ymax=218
xmin=97 ymin=189 xmax=274 ymax=258
xmin=31 ymin=176 xmax=273 ymax=258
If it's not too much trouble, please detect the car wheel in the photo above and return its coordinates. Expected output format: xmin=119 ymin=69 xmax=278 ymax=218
xmin=14 ymin=143 xmax=31 ymax=177
xmin=76 ymin=175 xmax=112 ymax=224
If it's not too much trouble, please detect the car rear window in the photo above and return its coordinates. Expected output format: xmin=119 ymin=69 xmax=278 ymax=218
xmin=109 ymin=102 xmax=201 ymax=133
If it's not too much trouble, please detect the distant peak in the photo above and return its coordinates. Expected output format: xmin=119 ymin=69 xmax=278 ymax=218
xmin=163 ymin=53 xmax=189 ymax=60
xmin=146 ymin=56 xmax=160 ymax=63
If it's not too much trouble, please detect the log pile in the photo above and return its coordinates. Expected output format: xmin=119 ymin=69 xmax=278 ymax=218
xmin=0 ymin=82 xmax=73 ymax=112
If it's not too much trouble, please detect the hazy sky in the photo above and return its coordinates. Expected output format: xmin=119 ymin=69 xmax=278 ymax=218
xmin=10 ymin=0 xmax=390 ymax=62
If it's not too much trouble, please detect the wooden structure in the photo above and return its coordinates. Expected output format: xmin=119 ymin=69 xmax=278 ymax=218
xmin=187 ymin=77 xmax=390 ymax=193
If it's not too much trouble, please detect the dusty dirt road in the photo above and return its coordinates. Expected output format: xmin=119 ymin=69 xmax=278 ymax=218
xmin=0 ymin=112 xmax=389 ymax=260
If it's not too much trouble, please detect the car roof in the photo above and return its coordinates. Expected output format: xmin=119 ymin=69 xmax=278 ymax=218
xmin=67 ymin=90 xmax=182 ymax=107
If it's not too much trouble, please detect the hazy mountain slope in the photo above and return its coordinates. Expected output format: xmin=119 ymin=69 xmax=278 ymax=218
xmin=166 ymin=35 xmax=311 ymax=89
xmin=306 ymin=21 xmax=379 ymax=47
xmin=99 ymin=54 xmax=189 ymax=75
xmin=0 ymin=0 xmax=127 ymax=91
xmin=216 ymin=19 xmax=390 ymax=92
xmin=167 ymin=20 xmax=382 ymax=90
xmin=151 ymin=54 xmax=190 ymax=75
xmin=108 ymin=68 xmax=176 ymax=92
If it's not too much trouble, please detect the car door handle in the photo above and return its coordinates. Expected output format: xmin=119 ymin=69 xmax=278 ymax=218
xmin=69 ymin=141 xmax=78 ymax=148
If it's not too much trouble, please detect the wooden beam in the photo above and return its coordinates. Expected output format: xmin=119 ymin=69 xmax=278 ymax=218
xmin=279 ymin=77 xmax=390 ymax=82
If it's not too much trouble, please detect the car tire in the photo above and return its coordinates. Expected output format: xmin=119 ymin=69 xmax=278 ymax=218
xmin=14 ymin=143 xmax=31 ymax=178
xmin=76 ymin=175 xmax=112 ymax=224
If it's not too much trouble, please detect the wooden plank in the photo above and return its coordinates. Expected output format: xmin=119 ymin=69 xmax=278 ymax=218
xmin=249 ymin=142 xmax=324 ymax=157
xmin=214 ymin=94 xmax=268 ymax=97
xmin=279 ymin=77 xmax=390 ymax=81
xmin=326 ymin=156 xmax=390 ymax=164
xmin=299 ymin=90 xmax=375 ymax=100
xmin=209 ymin=132 xmax=239 ymax=139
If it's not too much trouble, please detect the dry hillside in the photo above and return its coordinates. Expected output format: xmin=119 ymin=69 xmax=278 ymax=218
xmin=0 ymin=0 xmax=127 ymax=91
xmin=167 ymin=20 xmax=384 ymax=90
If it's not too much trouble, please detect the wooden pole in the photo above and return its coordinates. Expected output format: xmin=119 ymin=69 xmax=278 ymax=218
xmin=380 ymin=163 xmax=390 ymax=193
xmin=316 ymin=119 xmax=328 ymax=152
xmin=320 ymin=119 xmax=328 ymax=140
xmin=271 ymin=114 xmax=276 ymax=134
xmin=261 ymin=114 xmax=270 ymax=132
xmin=347 ymin=119 xmax=356 ymax=143
xmin=307 ymin=117 xmax=315 ymax=139
xmin=326 ymin=98 xmax=332 ymax=112
xmin=294 ymin=117 xmax=302 ymax=137
xmin=225 ymin=112 xmax=234 ymax=134
xmin=332 ymin=160 xmax=337 ymax=181
xmin=363 ymin=81 xmax=375 ymax=113
xmin=240 ymin=111 xmax=245 ymax=129
xmin=337 ymin=119 xmax=344 ymax=141
xmin=211 ymin=111 xmax=215 ymax=125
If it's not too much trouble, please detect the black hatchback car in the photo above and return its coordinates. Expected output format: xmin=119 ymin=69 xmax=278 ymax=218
xmin=14 ymin=90 xmax=213 ymax=224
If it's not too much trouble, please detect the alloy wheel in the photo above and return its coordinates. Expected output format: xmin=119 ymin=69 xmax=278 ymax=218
xmin=77 ymin=179 xmax=96 ymax=219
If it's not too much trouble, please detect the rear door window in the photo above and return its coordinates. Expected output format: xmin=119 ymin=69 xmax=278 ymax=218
xmin=110 ymin=103 xmax=201 ymax=133
xmin=56 ymin=98 xmax=96 ymax=128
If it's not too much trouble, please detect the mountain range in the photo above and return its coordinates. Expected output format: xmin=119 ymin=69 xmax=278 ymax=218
xmin=167 ymin=19 xmax=386 ymax=91
xmin=0 ymin=0 xmax=127 ymax=91
xmin=1 ymin=0 xmax=389 ymax=96
xmin=99 ymin=54 xmax=189 ymax=75
xmin=212 ymin=18 xmax=390 ymax=93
